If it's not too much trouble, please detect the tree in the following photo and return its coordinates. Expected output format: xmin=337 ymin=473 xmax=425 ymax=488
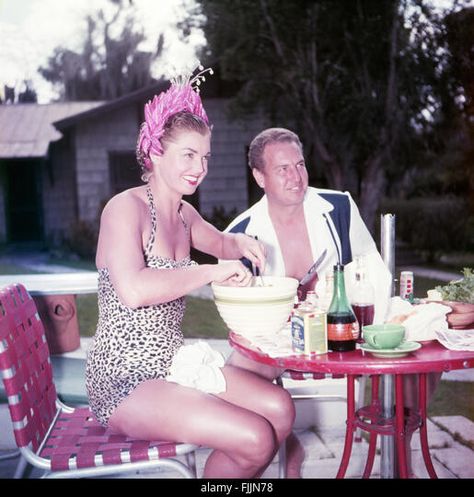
xmin=198 ymin=0 xmax=459 ymax=232
xmin=18 ymin=81 xmax=38 ymax=103
xmin=39 ymin=0 xmax=164 ymax=101
xmin=444 ymin=6 xmax=474 ymax=216
xmin=0 ymin=81 xmax=38 ymax=104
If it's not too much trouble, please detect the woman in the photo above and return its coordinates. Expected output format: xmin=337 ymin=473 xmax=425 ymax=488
xmin=85 ymin=69 xmax=295 ymax=478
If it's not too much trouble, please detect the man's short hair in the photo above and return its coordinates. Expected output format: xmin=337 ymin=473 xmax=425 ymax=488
xmin=248 ymin=128 xmax=303 ymax=171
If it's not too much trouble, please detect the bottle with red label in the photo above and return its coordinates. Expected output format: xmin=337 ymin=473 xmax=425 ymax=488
xmin=327 ymin=263 xmax=359 ymax=352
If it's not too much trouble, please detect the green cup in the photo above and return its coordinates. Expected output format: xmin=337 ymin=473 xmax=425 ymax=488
xmin=362 ymin=324 xmax=405 ymax=350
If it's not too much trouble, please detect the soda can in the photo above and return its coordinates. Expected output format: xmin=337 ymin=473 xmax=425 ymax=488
xmin=400 ymin=271 xmax=414 ymax=302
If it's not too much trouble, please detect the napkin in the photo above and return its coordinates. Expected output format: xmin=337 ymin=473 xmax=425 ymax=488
xmin=385 ymin=297 xmax=451 ymax=342
xmin=246 ymin=325 xmax=295 ymax=358
xmin=435 ymin=328 xmax=474 ymax=351
xmin=166 ymin=340 xmax=226 ymax=394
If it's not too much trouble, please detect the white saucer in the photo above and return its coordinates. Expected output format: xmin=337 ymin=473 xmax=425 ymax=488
xmin=360 ymin=341 xmax=421 ymax=358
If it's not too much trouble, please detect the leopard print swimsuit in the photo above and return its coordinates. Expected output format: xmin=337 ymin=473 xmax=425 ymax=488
xmin=85 ymin=186 xmax=196 ymax=426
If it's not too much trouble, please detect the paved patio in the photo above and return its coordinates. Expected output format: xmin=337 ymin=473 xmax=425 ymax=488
xmin=0 ymin=338 xmax=472 ymax=479
xmin=0 ymin=253 xmax=472 ymax=478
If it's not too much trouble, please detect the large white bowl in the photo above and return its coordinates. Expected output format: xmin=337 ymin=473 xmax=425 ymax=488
xmin=212 ymin=276 xmax=298 ymax=337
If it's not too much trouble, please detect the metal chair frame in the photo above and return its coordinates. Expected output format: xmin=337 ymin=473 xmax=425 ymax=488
xmin=0 ymin=283 xmax=198 ymax=479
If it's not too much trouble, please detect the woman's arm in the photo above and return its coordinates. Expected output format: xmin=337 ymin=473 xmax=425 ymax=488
xmin=184 ymin=202 xmax=266 ymax=271
xmin=97 ymin=194 xmax=251 ymax=308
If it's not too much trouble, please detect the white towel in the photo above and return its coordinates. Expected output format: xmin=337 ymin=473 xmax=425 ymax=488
xmin=166 ymin=341 xmax=226 ymax=394
xmin=386 ymin=297 xmax=451 ymax=342
xmin=435 ymin=328 xmax=474 ymax=351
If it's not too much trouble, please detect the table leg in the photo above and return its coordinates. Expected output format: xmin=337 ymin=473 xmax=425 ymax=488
xmin=381 ymin=374 xmax=396 ymax=478
xmin=336 ymin=374 xmax=356 ymax=478
xmin=355 ymin=375 xmax=367 ymax=442
xmin=362 ymin=375 xmax=380 ymax=478
xmin=418 ymin=373 xmax=438 ymax=478
xmin=395 ymin=374 xmax=409 ymax=478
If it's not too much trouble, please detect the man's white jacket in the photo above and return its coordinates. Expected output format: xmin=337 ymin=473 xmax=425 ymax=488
xmin=225 ymin=187 xmax=392 ymax=324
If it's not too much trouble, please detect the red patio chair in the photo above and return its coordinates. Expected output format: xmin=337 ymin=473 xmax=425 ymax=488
xmin=0 ymin=283 xmax=198 ymax=478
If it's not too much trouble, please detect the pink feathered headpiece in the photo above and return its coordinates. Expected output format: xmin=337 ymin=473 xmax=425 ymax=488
xmin=137 ymin=65 xmax=213 ymax=170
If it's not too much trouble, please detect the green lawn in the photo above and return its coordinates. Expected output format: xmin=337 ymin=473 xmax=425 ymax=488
xmin=3 ymin=259 xmax=473 ymax=422
xmin=429 ymin=381 xmax=474 ymax=422
xmin=0 ymin=262 xmax=41 ymax=274
xmin=77 ymin=294 xmax=229 ymax=339
xmin=0 ymin=259 xmax=455 ymax=340
xmin=26 ymin=265 xmax=456 ymax=340
xmin=76 ymin=294 xmax=99 ymax=337
xmin=77 ymin=274 xmax=442 ymax=339
xmin=182 ymin=296 xmax=228 ymax=338
xmin=49 ymin=257 xmax=96 ymax=271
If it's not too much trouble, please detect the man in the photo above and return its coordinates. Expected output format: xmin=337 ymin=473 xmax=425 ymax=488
xmin=223 ymin=127 xmax=392 ymax=477
xmin=227 ymin=127 xmax=391 ymax=320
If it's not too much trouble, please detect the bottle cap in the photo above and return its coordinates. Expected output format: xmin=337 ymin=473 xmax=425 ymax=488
xmin=334 ymin=263 xmax=344 ymax=271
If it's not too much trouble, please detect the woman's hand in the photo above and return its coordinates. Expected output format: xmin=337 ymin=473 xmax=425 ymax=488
xmin=212 ymin=261 xmax=253 ymax=287
xmin=234 ymin=233 xmax=266 ymax=274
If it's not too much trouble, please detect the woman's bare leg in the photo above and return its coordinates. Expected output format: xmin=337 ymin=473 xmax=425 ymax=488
xmin=213 ymin=363 xmax=296 ymax=477
xmin=108 ymin=364 xmax=293 ymax=478
xmin=217 ymin=364 xmax=295 ymax=443
xmin=227 ymin=351 xmax=304 ymax=477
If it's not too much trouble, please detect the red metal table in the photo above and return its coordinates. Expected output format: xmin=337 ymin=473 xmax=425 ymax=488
xmin=229 ymin=332 xmax=474 ymax=478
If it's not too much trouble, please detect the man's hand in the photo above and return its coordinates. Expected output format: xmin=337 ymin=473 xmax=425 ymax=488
xmin=297 ymin=272 xmax=319 ymax=302
xmin=444 ymin=301 xmax=474 ymax=329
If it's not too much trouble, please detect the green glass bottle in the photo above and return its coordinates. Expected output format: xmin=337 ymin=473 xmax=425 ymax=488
xmin=327 ymin=263 xmax=359 ymax=352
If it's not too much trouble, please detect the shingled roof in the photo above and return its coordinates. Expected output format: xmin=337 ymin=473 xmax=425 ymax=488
xmin=0 ymin=102 xmax=103 ymax=159
xmin=0 ymin=73 xmax=235 ymax=160
xmin=53 ymin=81 xmax=168 ymax=130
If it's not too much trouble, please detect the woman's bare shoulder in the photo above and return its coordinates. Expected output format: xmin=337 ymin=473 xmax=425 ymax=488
xmin=102 ymin=186 xmax=148 ymax=217
xmin=180 ymin=200 xmax=201 ymax=223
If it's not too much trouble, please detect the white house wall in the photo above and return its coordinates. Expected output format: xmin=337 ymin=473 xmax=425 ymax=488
xmin=74 ymin=106 xmax=139 ymax=223
xmin=200 ymin=98 xmax=266 ymax=218
xmin=42 ymin=138 xmax=77 ymax=245
xmin=73 ymin=99 xmax=266 ymax=227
